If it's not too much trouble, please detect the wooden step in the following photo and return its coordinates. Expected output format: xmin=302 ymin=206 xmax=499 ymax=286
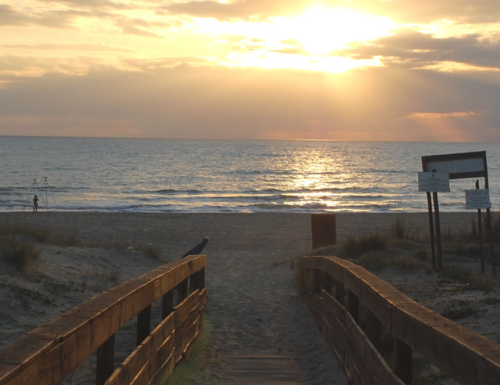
xmin=222 ymin=355 xmax=304 ymax=384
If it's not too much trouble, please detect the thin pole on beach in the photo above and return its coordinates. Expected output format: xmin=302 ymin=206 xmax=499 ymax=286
xmin=484 ymin=165 xmax=497 ymax=278
xmin=426 ymin=192 xmax=436 ymax=269
xmin=432 ymin=191 xmax=443 ymax=270
xmin=476 ymin=180 xmax=485 ymax=273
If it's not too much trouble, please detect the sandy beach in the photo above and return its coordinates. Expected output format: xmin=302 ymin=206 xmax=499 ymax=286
xmin=0 ymin=211 xmax=497 ymax=384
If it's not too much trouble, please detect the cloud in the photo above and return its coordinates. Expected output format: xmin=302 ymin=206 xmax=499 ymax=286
xmin=1 ymin=64 xmax=500 ymax=141
xmin=159 ymin=0 xmax=500 ymax=24
xmin=36 ymin=0 xmax=129 ymax=10
xmin=0 ymin=4 xmax=31 ymax=26
xmin=161 ymin=0 xmax=310 ymax=20
xmin=0 ymin=4 xmax=95 ymax=29
xmin=404 ymin=111 xmax=479 ymax=120
xmin=1 ymin=42 xmax=134 ymax=52
xmin=341 ymin=30 xmax=500 ymax=70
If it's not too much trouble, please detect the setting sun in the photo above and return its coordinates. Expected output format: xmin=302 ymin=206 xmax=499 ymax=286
xmin=277 ymin=7 xmax=396 ymax=56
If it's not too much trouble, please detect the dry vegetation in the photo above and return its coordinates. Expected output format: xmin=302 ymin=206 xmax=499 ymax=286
xmin=0 ymin=222 xmax=162 ymax=275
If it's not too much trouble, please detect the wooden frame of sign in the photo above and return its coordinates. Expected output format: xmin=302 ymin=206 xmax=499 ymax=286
xmin=421 ymin=151 xmax=495 ymax=276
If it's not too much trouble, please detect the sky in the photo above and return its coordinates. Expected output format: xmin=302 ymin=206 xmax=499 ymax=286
xmin=1 ymin=0 xmax=500 ymax=141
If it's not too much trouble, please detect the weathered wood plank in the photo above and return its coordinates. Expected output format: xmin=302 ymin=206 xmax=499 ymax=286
xmin=104 ymin=314 xmax=175 ymax=385
xmin=303 ymin=256 xmax=500 ymax=385
xmin=222 ymin=355 xmax=304 ymax=384
xmin=0 ymin=255 xmax=206 ymax=385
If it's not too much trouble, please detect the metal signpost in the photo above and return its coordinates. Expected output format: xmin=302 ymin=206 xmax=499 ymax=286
xmin=465 ymin=183 xmax=491 ymax=272
xmin=421 ymin=151 xmax=495 ymax=276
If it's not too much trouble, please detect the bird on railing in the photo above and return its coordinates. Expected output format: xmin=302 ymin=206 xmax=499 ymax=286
xmin=181 ymin=236 xmax=209 ymax=258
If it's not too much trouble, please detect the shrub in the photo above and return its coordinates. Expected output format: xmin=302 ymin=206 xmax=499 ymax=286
xmin=441 ymin=305 xmax=478 ymax=320
xmin=0 ymin=236 xmax=40 ymax=273
xmin=339 ymin=233 xmax=388 ymax=257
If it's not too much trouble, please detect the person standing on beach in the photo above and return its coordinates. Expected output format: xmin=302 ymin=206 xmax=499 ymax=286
xmin=33 ymin=195 xmax=39 ymax=212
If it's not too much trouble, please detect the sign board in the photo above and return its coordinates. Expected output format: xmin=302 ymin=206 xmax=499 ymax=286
xmin=418 ymin=172 xmax=450 ymax=192
xmin=465 ymin=189 xmax=491 ymax=210
xmin=422 ymin=151 xmax=487 ymax=180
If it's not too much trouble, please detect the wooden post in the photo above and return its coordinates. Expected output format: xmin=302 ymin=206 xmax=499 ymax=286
xmin=190 ymin=271 xmax=199 ymax=293
xmin=199 ymin=267 xmax=206 ymax=289
xmin=395 ymin=338 xmax=412 ymax=385
xmin=426 ymin=192 xmax=436 ymax=269
xmin=137 ymin=305 xmax=151 ymax=346
xmin=313 ymin=269 xmax=321 ymax=294
xmin=347 ymin=290 xmax=359 ymax=323
xmin=162 ymin=290 xmax=174 ymax=319
xmin=366 ymin=309 xmax=382 ymax=350
xmin=324 ymin=272 xmax=333 ymax=295
xmin=96 ymin=334 xmax=115 ymax=385
xmin=335 ymin=280 xmax=345 ymax=306
xmin=177 ymin=278 xmax=188 ymax=304
xmin=311 ymin=214 xmax=337 ymax=249
xmin=433 ymin=192 xmax=443 ymax=270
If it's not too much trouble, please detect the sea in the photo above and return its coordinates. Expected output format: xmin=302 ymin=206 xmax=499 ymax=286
xmin=0 ymin=137 xmax=499 ymax=213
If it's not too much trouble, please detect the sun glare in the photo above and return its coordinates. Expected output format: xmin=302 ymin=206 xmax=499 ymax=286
xmin=194 ymin=6 xmax=395 ymax=72
xmin=279 ymin=7 xmax=396 ymax=55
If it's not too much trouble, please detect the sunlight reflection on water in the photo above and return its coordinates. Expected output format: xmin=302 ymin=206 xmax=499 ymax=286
xmin=1 ymin=138 xmax=499 ymax=213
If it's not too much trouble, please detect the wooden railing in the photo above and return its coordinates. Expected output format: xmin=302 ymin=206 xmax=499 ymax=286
xmin=303 ymin=255 xmax=500 ymax=385
xmin=0 ymin=254 xmax=206 ymax=385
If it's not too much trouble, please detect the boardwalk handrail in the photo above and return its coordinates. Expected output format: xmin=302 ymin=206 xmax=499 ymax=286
xmin=0 ymin=254 xmax=206 ymax=385
xmin=303 ymin=255 xmax=500 ymax=385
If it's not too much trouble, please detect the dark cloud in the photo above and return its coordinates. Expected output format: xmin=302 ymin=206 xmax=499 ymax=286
xmin=159 ymin=0 xmax=500 ymax=24
xmin=0 ymin=5 xmax=99 ymax=29
xmin=355 ymin=0 xmax=500 ymax=24
xmin=0 ymin=4 xmax=31 ymax=26
xmin=1 ymin=64 xmax=500 ymax=141
xmin=341 ymin=30 xmax=500 ymax=70
xmin=161 ymin=0 xmax=310 ymax=20
xmin=36 ymin=0 xmax=129 ymax=10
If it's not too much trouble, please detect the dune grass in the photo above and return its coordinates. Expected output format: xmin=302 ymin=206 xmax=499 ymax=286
xmin=293 ymin=213 xmax=500 ymax=293
xmin=0 ymin=222 xmax=164 ymax=274
xmin=0 ymin=235 xmax=40 ymax=273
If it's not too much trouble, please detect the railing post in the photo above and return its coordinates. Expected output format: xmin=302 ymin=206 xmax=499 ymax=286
xmin=199 ymin=267 xmax=205 ymax=289
xmin=324 ymin=272 xmax=333 ymax=294
xmin=366 ymin=309 xmax=382 ymax=350
xmin=347 ymin=290 xmax=359 ymax=323
xmin=162 ymin=290 xmax=174 ymax=319
xmin=190 ymin=268 xmax=205 ymax=291
xmin=313 ymin=269 xmax=321 ymax=294
xmin=178 ymin=278 xmax=188 ymax=303
xmin=395 ymin=338 xmax=412 ymax=385
xmin=137 ymin=305 xmax=151 ymax=346
xmin=335 ymin=280 xmax=345 ymax=306
xmin=96 ymin=334 xmax=115 ymax=385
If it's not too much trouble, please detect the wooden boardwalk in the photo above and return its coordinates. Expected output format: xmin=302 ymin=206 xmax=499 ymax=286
xmin=222 ymin=354 xmax=304 ymax=384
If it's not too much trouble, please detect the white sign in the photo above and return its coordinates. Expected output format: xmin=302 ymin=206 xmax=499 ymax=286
xmin=426 ymin=158 xmax=485 ymax=175
xmin=465 ymin=189 xmax=491 ymax=210
xmin=418 ymin=172 xmax=450 ymax=192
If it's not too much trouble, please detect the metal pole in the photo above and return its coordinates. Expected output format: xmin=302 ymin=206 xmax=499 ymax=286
xmin=476 ymin=180 xmax=485 ymax=273
xmin=483 ymin=160 xmax=497 ymax=278
xmin=426 ymin=192 xmax=436 ymax=269
xmin=433 ymin=192 xmax=443 ymax=270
